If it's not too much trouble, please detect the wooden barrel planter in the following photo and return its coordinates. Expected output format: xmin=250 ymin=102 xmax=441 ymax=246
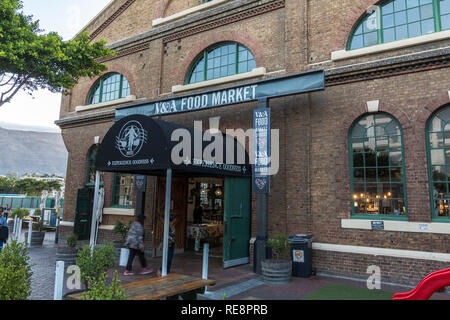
xmin=24 ymin=231 xmax=45 ymax=247
xmin=261 ymin=260 xmax=292 ymax=284
xmin=56 ymin=246 xmax=78 ymax=266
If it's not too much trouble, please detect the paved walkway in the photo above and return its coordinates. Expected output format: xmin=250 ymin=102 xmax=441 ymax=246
xmin=5 ymin=230 xmax=449 ymax=300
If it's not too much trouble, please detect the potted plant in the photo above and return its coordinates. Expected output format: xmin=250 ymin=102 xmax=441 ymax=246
xmin=56 ymin=233 xmax=78 ymax=266
xmin=0 ymin=240 xmax=33 ymax=300
xmin=24 ymin=219 xmax=46 ymax=247
xmin=261 ymin=234 xmax=292 ymax=284
xmin=112 ymin=220 xmax=130 ymax=264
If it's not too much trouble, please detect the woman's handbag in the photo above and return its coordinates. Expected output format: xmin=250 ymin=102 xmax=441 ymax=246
xmin=0 ymin=226 xmax=8 ymax=242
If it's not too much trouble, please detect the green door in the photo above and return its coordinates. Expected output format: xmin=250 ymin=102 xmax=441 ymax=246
xmin=73 ymin=188 xmax=93 ymax=241
xmin=223 ymin=178 xmax=251 ymax=268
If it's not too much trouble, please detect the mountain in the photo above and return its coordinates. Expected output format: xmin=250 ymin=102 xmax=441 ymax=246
xmin=0 ymin=126 xmax=68 ymax=176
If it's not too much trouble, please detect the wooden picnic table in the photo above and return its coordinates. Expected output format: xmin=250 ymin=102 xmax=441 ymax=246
xmin=65 ymin=274 xmax=216 ymax=300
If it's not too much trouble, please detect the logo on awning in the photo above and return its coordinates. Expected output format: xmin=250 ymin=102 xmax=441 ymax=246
xmin=115 ymin=120 xmax=148 ymax=158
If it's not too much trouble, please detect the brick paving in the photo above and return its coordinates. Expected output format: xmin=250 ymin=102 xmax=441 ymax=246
xmin=5 ymin=231 xmax=449 ymax=300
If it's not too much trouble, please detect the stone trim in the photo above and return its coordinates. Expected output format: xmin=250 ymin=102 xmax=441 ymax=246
xmin=75 ymin=95 xmax=137 ymax=113
xmin=325 ymin=47 xmax=450 ymax=87
xmin=103 ymin=207 xmax=135 ymax=216
xmin=313 ymin=242 xmax=450 ymax=262
xmin=173 ymin=67 xmax=266 ymax=93
xmin=332 ymin=30 xmax=450 ymax=61
xmin=341 ymin=219 xmax=450 ymax=234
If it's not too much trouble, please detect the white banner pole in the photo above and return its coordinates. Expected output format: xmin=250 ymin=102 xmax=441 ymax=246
xmin=162 ymin=169 xmax=172 ymax=277
xmin=54 ymin=261 xmax=65 ymax=300
xmin=89 ymin=171 xmax=100 ymax=255
xmin=27 ymin=220 xmax=33 ymax=247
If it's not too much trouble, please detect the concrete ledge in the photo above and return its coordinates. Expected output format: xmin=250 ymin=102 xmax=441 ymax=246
xmin=59 ymin=221 xmax=74 ymax=227
xmin=152 ymin=0 xmax=230 ymax=27
xmin=98 ymin=225 xmax=115 ymax=231
xmin=75 ymin=95 xmax=137 ymax=113
xmin=331 ymin=30 xmax=450 ymax=61
xmin=341 ymin=219 xmax=450 ymax=235
xmin=313 ymin=242 xmax=450 ymax=263
xmin=103 ymin=207 xmax=135 ymax=216
xmin=172 ymin=67 xmax=266 ymax=93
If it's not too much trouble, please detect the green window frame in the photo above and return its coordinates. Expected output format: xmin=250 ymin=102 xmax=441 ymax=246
xmin=112 ymin=173 xmax=134 ymax=208
xmin=349 ymin=113 xmax=408 ymax=220
xmin=87 ymin=73 xmax=130 ymax=105
xmin=348 ymin=0 xmax=450 ymax=50
xmin=85 ymin=146 xmax=104 ymax=187
xmin=426 ymin=104 xmax=450 ymax=222
xmin=186 ymin=42 xmax=256 ymax=84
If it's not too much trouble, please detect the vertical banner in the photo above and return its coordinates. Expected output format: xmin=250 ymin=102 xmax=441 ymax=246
xmin=253 ymin=108 xmax=271 ymax=194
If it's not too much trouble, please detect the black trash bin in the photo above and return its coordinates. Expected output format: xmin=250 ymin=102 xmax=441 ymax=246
xmin=288 ymin=234 xmax=313 ymax=278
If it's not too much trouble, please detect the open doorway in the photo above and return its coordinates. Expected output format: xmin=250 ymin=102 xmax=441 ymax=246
xmin=153 ymin=176 xmax=251 ymax=268
xmin=186 ymin=177 xmax=225 ymax=258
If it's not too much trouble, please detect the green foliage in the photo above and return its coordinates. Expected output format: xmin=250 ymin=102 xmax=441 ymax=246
xmin=10 ymin=207 xmax=28 ymax=219
xmin=76 ymin=243 xmax=116 ymax=288
xmin=0 ymin=240 xmax=33 ymax=300
xmin=0 ymin=176 xmax=62 ymax=196
xmin=0 ymin=0 xmax=115 ymax=107
xmin=267 ymin=235 xmax=291 ymax=261
xmin=112 ymin=220 xmax=130 ymax=241
xmin=31 ymin=218 xmax=44 ymax=232
xmin=81 ymin=271 xmax=127 ymax=300
xmin=32 ymin=208 xmax=41 ymax=216
xmin=66 ymin=233 xmax=78 ymax=249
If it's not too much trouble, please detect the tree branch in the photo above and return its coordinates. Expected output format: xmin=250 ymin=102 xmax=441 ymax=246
xmin=0 ymin=74 xmax=16 ymax=87
xmin=0 ymin=76 xmax=29 ymax=108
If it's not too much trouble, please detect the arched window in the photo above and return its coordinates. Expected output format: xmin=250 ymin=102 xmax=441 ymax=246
xmin=87 ymin=73 xmax=130 ymax=105
xmin=86 ymin=146 xmax=104 ymax=186
xmin=349 ymin=0 xmax=450 ymax=50
xmin=349 ymin=113 xmax=407 ymax=218
xmin=186 ymin=42 xmax=256 ymax=84
xmin=426 ymin=104 xmax=450 ymax=220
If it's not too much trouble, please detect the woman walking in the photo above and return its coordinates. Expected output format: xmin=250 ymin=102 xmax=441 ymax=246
xmin=124 ymin=215 xmax=153 ymax=276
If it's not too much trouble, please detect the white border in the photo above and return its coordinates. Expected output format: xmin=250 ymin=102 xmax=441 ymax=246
xmin=313 ymin=242 xmax=450 ymax=262
xmin=331 ymin=30 xmax=450 ymax=61
xmin=341 ymin=219 xmax=450 ymax=235
xmin=172 ymin=67 xmax=266 ymax=93
xmin=103 ymin=207 xmax=135 ymax=216
xmin=75 ymin=95 xmax=137 ymax=113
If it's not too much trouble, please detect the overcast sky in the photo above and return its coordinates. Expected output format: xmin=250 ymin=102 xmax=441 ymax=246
xmin=0 ymin=0 xmax=112 ymax=133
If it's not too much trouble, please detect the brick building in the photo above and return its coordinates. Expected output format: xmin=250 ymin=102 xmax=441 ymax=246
xmin=56 ymin=0 xmax=450 ymax=286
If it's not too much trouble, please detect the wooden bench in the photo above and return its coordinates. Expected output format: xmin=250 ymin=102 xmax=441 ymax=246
xmin=65 ymin=274 xmax=216 ymax=300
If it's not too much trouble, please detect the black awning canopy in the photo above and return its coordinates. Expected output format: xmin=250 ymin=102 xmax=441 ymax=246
xmin=95 ymin=115 xmax=251 ymax=178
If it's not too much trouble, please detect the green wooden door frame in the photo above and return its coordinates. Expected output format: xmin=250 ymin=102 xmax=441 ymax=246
xmin=74 ymin=188 xmax=94 ymax=240
xmin=223 ymin=177 xmax=251 ymax=268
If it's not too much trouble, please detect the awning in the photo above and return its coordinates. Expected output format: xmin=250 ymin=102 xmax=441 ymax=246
xmin=95 ymin=114 xmax=251 ymax=178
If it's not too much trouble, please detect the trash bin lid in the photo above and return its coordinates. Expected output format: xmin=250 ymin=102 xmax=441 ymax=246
xmin=288 ymin=234 xmax=313 ymax=243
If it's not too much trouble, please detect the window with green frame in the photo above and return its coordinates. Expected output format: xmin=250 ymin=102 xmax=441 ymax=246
xmin=112 ymin=173 xmax=134 ymax=208
xmin=349 ymin=113 xmax=407 ymax=218
xmin=186 ymin=42 xmax=256 ymax=84
xmin=86 ymin=146 xmax=104 ymax=186
xmin=349 ymin=0 xmax=450 ymax=50
xmin=426 ymin=104 xmax=450 ymax=221
xmin=88 ymin=73 xmax=131 ymax=105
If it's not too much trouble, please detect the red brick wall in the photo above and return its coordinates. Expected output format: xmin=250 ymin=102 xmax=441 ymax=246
xmin=57 ymin=0 xmax=450 ymax=286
